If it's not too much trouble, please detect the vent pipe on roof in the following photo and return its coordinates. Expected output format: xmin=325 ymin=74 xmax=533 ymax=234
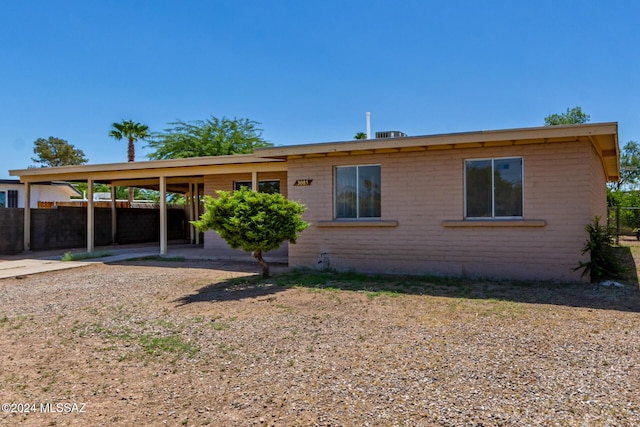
xmin=366 ymin=112 xmax=371 ymax=140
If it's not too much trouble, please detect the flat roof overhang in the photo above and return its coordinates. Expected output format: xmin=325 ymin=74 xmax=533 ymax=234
xmin=255 ymin=122 xmax=620 ymax=182
xmin=9 ymin=123 xmax=620 ymax=188
xmin=10 ymin=154 xmax=287 ymax=193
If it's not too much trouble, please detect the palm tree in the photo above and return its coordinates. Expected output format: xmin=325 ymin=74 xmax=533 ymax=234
xmin=109 ymin=120 xmax=149 ymax=162
xmin=109 ymin=120 xmax=149 ymax=203
xmin=354 ymin=132 xmax=367 ymax=140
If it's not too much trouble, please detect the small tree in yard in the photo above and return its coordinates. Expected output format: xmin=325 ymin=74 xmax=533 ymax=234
xmin=192 ymin=187 xmax=309 ymax=278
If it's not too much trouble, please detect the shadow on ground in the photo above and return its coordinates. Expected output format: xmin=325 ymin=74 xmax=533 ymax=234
xmin=169 ymin=269 xmax=640 ymax=313
xmin=110 ymin=257 xmax=285 ymax=275
xmin=104 ymin=244 xmax=638 ymax=313
xmin=174 ymin=280 xmax=284 ymax=305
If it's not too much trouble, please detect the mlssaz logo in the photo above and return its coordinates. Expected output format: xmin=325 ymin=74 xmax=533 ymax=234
xmin=40 ymin=402 xmax=87 ymax=413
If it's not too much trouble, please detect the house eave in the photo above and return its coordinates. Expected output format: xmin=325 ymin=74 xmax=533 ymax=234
xmin=254 ymin=122 xmax=620 ymax=181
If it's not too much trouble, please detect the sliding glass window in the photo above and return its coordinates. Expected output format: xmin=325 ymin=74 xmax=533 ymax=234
xmin=335 ymin=165 xmax=381 ymax=219
xmin=465 ymin=158 xmax=523 ymax=218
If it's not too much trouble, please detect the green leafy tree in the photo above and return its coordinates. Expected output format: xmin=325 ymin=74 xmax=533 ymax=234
xmin=614 ymin=140 xmax=640 ymax=191
xmin=544 ymin=106 xmax=590 ymax=126
xmin=606 ymin=141 xmax=640 ymax=236
xmin=109 ymin=120 xmax=150 ymax=202
xmin=192 ymin=187 xmax=309 ymax=278
xmin=146 ymin=116 xmax=272 ymax=160
xmin=354 ymin=132 xmax=367 ymax=140
xmin=32 ymin=137 xmax=88 ymax=167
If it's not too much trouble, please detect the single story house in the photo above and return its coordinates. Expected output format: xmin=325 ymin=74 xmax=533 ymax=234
xmin=10 ymin=122 xmax=619 ymax=282
xmin=0 ymin=179 xmax=81 ymax=208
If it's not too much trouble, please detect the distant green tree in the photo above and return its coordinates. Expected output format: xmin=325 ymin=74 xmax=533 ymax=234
xmin=606 ymin=141 xmax=640 ymax=235
xmin=192 ymin=187 xmax=308 ymax=278
xmin=146 ymin=116 xmax=272 ymax=160
xmin=32 ymin=137 xmax=88 ymax=167
xmin=71 ymin=183 xmax=159 ymax=201
xmin=544 ymin=106 xmax=590 ymax=126
xmin=354 ymin=132 xmax=367 ymax=140
xmin=109 ymin=120 xmax=150 ymax=202
xmin=615 ymin=141 xmax=640 ymax=191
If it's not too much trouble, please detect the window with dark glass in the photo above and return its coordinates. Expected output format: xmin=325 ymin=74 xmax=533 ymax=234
xmin=465 ymin=157 xmax=523 ymax=218
xmin=233 ymin=180 xmax=280 ymax=194
xmin=7 ymin=190 xmax=18 ymax=208
xmin=335 ymin=165 xmax=381 ymax=219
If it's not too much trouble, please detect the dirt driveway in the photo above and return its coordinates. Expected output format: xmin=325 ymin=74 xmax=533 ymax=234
xmin=0 ymin=258 xmax=638 ymax=426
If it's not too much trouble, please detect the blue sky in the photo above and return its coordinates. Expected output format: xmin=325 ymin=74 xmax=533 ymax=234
xmin=1 ymin=0 xmax=638 ymax=179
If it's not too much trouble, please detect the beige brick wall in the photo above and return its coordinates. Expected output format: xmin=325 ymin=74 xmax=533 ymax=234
xmin=287 ymin=141 xmax=607 ymax=282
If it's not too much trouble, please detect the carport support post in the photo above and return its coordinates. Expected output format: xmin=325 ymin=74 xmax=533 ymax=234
xmin=23 ymin=182 xmax=31 ymax=251
xmin=87 ymin=179 xmax=95 ymax=253
xmin=252 ymin=170 xmax=258 ymax=192
xmin=189 ymin=182 xmax=195 ymax=244
xmin=159 ymin=176 xmax=167 ymax=255
xmin=194 ymin=182 xmax=200 ymax=245
xmin=111 ymin=185 xmax=117 ymax=244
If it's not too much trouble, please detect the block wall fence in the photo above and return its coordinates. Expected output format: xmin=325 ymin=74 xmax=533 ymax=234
xmin=0 ymin=207 xmax=187 ymax=254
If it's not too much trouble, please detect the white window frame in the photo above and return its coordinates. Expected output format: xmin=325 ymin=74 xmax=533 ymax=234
xmin=464 ymin=157 xmax=524 ymax=219
xmin=334 ymin=164 xmax=381 ymax=220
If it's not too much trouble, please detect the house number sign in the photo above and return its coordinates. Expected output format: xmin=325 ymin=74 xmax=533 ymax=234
xmin=294 ymin=179 xmax=313 ymax=186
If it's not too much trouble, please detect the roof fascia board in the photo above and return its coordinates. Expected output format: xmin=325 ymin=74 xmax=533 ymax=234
xmin=254 ymin=122 xmax=618 ymax=158
xmin=14 ymin=161 xmax=287 ymax=184
xmin=9 ymin=153 xmax=282 ymax=178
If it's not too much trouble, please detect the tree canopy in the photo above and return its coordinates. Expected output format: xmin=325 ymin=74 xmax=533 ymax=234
xmin=192 ymin=187 xmax=308 ymax=278
xmin=71 ymin=182 xmax=159 ymax=202
xmin=146 ymin=116 xmax=273 ymax=160
xmin=618 ymin=141 xmax=640 ymax=190
xmin=32 ymin=137 xmax=88 ymax=167
xmin=544 ymin=106 xmax=590 ymax=126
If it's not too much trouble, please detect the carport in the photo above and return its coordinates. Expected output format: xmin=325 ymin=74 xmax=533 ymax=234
xmin=10 ymin=154 xmax=287 ymax=255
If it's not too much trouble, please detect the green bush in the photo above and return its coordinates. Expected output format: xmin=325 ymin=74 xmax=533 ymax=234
xmin=575 ymin=216 xmax=623 ymax=283
xmin=192 ymin=187 xmax=308 ymax=278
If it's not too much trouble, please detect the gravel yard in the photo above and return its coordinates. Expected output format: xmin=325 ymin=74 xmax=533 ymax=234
xmin=0 ymin=257 xmax=639 ymax=426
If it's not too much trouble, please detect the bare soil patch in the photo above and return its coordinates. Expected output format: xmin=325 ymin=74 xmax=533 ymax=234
xmin=0 ymin=259 xmax=638 ymax=426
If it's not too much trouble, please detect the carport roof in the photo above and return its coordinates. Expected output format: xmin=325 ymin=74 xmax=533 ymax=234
xmin=9 ymin=153 xmax=287 ymax=193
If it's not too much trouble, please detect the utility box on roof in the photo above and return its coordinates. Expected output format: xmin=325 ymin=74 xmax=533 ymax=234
xmin=375 ymin=131 xmax=407 ymax=139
